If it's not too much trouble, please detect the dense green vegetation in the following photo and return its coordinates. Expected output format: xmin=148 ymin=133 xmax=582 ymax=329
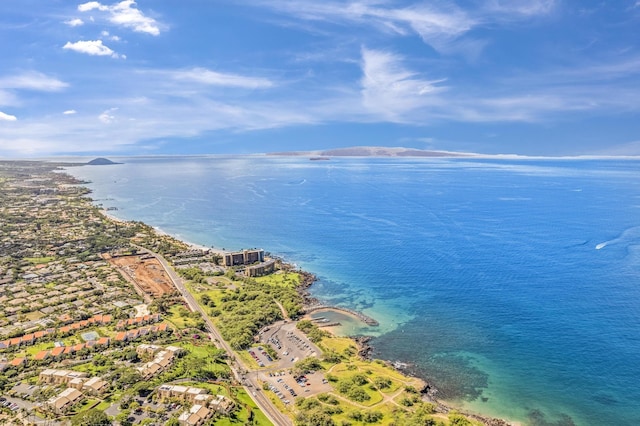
xmin=210 ymin=278 xmax=304 ymax=349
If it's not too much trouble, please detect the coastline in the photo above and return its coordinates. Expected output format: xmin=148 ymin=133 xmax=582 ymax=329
xmin=96 ymin=204 xmax=514 ymax=426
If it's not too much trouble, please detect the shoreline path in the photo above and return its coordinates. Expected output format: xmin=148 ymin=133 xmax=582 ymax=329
xmin=135 ymin=245 xmax=292 ymax=426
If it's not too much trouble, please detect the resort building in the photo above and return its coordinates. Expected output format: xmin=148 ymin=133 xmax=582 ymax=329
xmin=245 ymin=259 xmax=276 ymax=277
xmin=222 ymin=249 xmax=264 ymax=267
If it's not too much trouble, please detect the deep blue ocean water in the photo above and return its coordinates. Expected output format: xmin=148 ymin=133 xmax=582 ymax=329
xmin=66 ymin=156 xmax=640 ymax=425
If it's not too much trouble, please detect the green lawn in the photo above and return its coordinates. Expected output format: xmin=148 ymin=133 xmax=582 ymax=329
xmin=254 ymin=272 xmax=300 ymax=288
xmin=232 ymin=388 xmax=274 ymax=426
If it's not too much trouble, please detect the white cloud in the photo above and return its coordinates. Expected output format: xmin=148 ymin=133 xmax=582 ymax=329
xmin=64 ymin=18 xmax=84 ymax=27
xmin=360 ymin=48 xmax=446 ymax=121
xmin=484 ymin=0 xmax=556 ymax=17
xmin=259 ymin=1 xmax=475 ymax=51
xmin=99 ymin=107 xmax=118 ymax=123
xmin=78 ymin=0 xmax=161 ymax=35
xmin=78 ymin=1 xmax=107 ymax=12
xmin=101 ymin=30 xmax=121 ymax=41
xmin=0 ymin=111 xmax=17 ymax=121
xmin=0 ymin=72 xmax=68 ymax=91
xmin=169 ymin=68 xmax=274 ymax=89
xmin=63 ymin=110 xmax=77 ymax=115
xmin=63 ymin=40 xmax=122 ymax=58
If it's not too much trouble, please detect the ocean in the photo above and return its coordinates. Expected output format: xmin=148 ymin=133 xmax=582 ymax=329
xmin=66 ymin=156 xmax=640 ymax=425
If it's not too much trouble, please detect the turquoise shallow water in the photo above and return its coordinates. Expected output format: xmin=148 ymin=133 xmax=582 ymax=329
xmin=66 ymin=156 xmax=640 ymax=425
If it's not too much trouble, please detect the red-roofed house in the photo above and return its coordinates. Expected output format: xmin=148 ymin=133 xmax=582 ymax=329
xmin=9 ymin=337 xmax=22 ymax=347
xmin=114 ymin=332 xmax=127 ymax=342
xmin=51 ymin=347 xmax=65 ymax=358
xmin=96 ymin=337 xmax=110 ymax=346
xmin=101 ymin=315 xmax=112 ymax=323
xmin=10 ymin=357 xmax=26 ymax=367
xmin=34 ymin=350 xmax=50 ymax=361
xmin=22 ymin=334 xmax=35 ymax=345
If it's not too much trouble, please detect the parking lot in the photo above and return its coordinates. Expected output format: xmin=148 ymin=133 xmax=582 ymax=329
xmin=258 ymin=369 xmax=333 ymax=402
xmin=258 ymin=321 xmax=321 ymax=370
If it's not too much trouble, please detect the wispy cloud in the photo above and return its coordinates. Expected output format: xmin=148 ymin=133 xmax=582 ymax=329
xmin=360 ymin=48 xmax=446 ymax=120
xmin=257 ymin=0 xmax=475 ymax=51
xmin=0 ymin=72 xmax=68 ymax=92
xmin=98 ymin=107 xmax=118 ymax=123
xmin=484 ymin=0 xmax=557 ymax=17
xmin=77 ymin=0 xmax=162 ymax=36
xmin=63 ymin=110 xmax=77 ymax=115
xmin=253 ymin=0 xmax=556 ymax=53
xmin=63 ymin=40 xmax=123 ymax=58
xmin=0 ymin=111 xmax=17 ymax=122
xmin=167 ymin=68 xmax=274 ymax=89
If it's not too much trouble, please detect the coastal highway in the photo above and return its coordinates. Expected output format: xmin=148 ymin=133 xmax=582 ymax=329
xmin=138 ymin=245 xmax=293 ymax=426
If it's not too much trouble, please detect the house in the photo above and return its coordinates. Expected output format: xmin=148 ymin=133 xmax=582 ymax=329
xmin=46 ymin=388 xmax=84 ymax=414
xmin=96 ymin=337 xmax=110 ymax=347
xmin=34 ymin=350 xmax=51 ymax=361
xmin=39 ymin=368 xmax=87 ymax=385
xmin=157 ymin=385 xmax=209 ymax=404
xmin=209 ymin=394 xmax=235 ymax=414
xmin=50 ymin=346 xmax=65 ymax=358
xmin=178 ymin=404 xmax=212 ymax=426
xmin=136 ymin=344 xmax=161 ymax=357
xmin=10 ymin=357 xmax=26 ymax=368
xmin=82 ymin=377 xmax=109 ymax=395
xmin=21 ymin=333 xmax=35 ymax=345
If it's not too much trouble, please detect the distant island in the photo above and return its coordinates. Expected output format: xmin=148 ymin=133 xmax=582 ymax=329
xmin=269 ymin=146 xmax=476 ymax=158
xmin=86 ymin=157 xmax=121 ymax=165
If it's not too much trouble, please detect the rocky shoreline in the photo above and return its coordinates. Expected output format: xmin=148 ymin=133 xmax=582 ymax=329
xmin=292 ymin=268 xmax=514 ymax=426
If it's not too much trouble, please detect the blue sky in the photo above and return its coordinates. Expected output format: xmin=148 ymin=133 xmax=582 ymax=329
xmin=1 ymin=0 xmax=640 ymax=157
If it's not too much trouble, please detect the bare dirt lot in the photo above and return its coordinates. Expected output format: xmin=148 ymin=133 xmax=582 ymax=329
xmin=108 ymin=254 xmax=175 ymax=298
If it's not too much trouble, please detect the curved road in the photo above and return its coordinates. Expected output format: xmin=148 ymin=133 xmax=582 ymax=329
xmin=137 ymin=246 xmax=292 ymax=426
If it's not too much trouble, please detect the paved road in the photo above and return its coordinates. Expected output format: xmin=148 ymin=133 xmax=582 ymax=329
xmin=139 ymin=246 xmax=292 ymax=426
